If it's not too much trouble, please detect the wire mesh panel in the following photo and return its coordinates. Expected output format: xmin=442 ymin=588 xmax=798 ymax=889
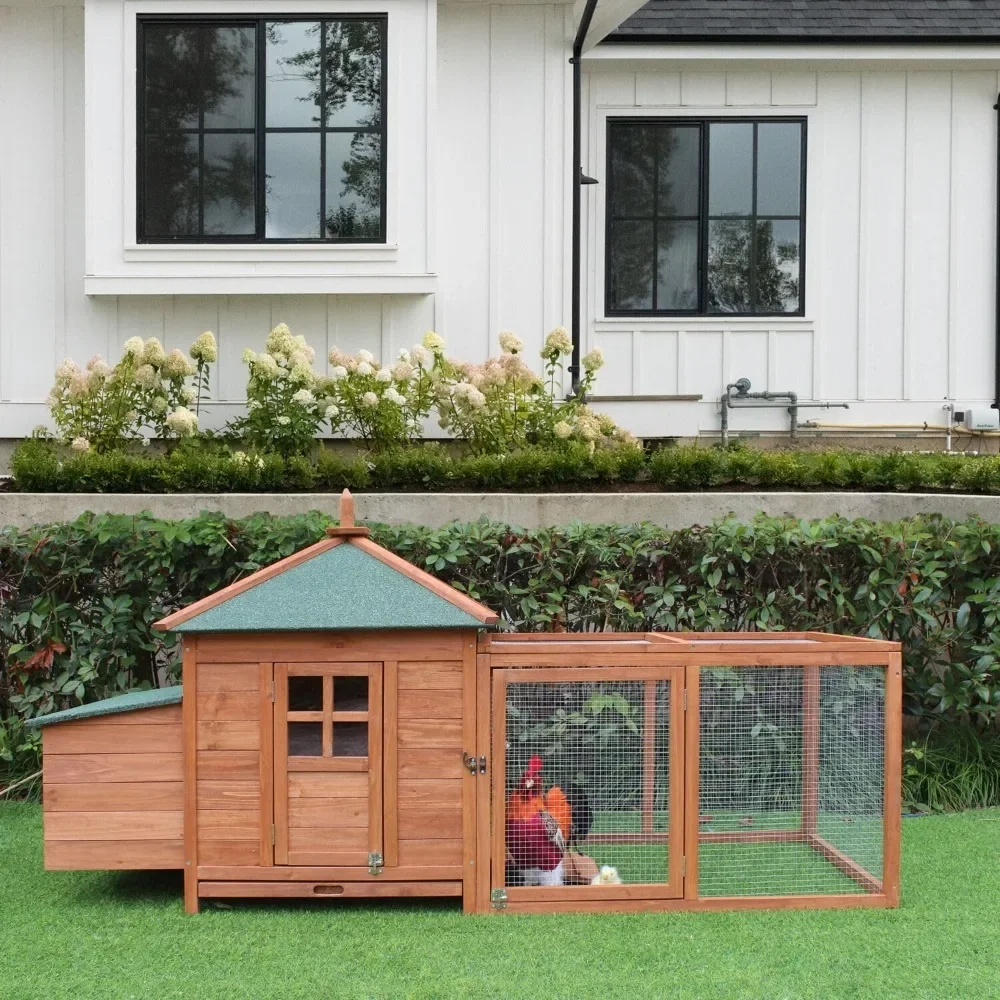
xmin=697 ymin=665 xmax=885 ymax=897
xmin=503 ymin=679 xmax=672 ymax=889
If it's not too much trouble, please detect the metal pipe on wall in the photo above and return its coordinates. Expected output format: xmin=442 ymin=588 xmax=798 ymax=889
xmin=569 ymin=0 xmax=600 ymax=397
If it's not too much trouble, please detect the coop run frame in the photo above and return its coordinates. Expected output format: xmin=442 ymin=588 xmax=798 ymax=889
xmin=478 ymin=632 xmax=901 ymax=915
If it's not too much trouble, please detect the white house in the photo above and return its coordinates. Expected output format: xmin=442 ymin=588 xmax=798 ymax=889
xmin=1 ymin=0 xmax=999 ymax=443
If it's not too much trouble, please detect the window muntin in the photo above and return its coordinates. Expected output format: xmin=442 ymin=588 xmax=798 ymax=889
xmin=137 ymin=16 xmax=387 ymax=243
xmin=606 ymin=118 xmax=805 ymax=317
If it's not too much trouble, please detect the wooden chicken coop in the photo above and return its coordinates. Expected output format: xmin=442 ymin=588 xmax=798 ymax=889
xmin=29 ymin=492 xmax=901 ymax=915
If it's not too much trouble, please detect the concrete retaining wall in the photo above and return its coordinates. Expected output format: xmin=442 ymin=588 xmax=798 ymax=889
xmin=3 ymin=491 xmax=1000 ymax=530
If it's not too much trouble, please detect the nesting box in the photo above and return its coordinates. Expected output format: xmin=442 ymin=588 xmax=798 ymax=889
xmin=29 ymin=493 xmax=902 ymax=915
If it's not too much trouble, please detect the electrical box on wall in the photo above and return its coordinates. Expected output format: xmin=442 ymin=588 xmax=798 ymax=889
xmin=961 ymin=409 xmax=1000 ymax=432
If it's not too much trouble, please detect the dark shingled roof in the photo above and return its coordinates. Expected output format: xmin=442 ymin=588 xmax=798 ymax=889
xmin=611 ymin=1 xmax=1000 ymax=42
xmin=26 ymin=686 xmax=183 ymax=728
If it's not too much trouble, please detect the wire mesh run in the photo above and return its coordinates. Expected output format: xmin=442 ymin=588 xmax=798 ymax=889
xmin=504 ymin=680 xmax=671 ymax=888
xmin=697 ymin=665 xmax=885 ymax=897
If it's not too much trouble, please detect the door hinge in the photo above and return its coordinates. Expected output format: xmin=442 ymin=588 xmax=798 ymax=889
xmin=368 ymin=851 xmax=384 ymax=876
xmin=270 ymin=824 xmax=275 ymax=846
xmin=490 ymin=888 xmax=508 ymax=910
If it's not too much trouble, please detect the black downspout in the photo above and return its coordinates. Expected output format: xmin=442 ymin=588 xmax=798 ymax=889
xmin=570 ymin=0 xmax=600 ymax=396
xmin=994 ymin=93 xmax=1000 ymax=410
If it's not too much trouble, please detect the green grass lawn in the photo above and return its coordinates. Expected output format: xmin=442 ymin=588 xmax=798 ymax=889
xmin=2 ymin=803 xmax=999 ymax=999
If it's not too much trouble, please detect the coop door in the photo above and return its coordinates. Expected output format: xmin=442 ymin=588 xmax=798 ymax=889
xmin=273 ymin=662 xmax=382 ymax=867
xmin=493 ymin=667 xmax=685 ymax=904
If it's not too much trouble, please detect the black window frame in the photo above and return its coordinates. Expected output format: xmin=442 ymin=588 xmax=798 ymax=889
xmin=604 ymin=116 xmax=807 ymax=318
xmin=136 ymin=14 xmax=389 ymax=245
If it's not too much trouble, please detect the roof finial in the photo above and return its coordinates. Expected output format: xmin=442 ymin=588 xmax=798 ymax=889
xmin=339 ymin=488 xmax=355 ymax=528
xmin=325 ymin=489 xmax=370 ymax=538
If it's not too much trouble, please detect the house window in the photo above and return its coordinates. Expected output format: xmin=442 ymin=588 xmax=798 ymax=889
xmin=137 ymin=17 xmax=387 ymax=243
xmin=605 ymin=119 xmax=805 ymax=316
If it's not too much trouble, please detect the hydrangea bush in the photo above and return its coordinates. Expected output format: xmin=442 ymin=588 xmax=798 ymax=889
xmin=227 ymin=324 xmax=337 ymax=458
xmin=46 ymin=333 xmax=215 ymax=453
xmin=327 ymin=332 xmax=442 ymax=451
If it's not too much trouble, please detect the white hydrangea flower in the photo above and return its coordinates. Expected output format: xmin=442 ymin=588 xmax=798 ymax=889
xmin=165 ymin=406 xmax=198 ymax=437
xmin=543 ymin=326 xmax=573 ymax=357
xmin=422 ymin=330 xmax=445 ymax=351
xmin=358 ymin=349 xmax=376 ymax=364
xmin=329 ymin=365 xmax=348 ymax=381
xmin=151 ymin=396 xmax=168 ymax=415
xmin=256 ymin=353 xmax=280 ymax=378
xmin=385 ymin=387 xmax=405 ymax=406
xmin=70 ymin=436 xmax=90 ymax=452
xmin=499 ymin=330 xmax=524 ymax=354
xmin=292 ymin=388 xmax=315 ymax=405
xmin=325 ymin=404 xmax=340 ymax=419
xmin=391 ymin=361 xmax=414 ymax=382
xmin=190 ymin=331 xmax=218 ymax=363
xmin=410 ymin=344 xmax=429 ymax=366
xmin=582 ymin=347 xmax=605 ymax=373
xmin=123 ymin=336 xmax=145 ymax=359
xmin=141 ymin=437 xmax=151 ymax=447
xmin=181 ymin=386 xmax=197 ymax=405
xmin=357 ymin=361 xmax=374 ymax=376
xmin=396 ymin=348 xmax=411 ymax=363
xmin=161 ymin=349 xmax=195 ymax=378
xmin=143 ymin=337 xmax=166 ymax=365
xmin=362 ymin=391 xmax=379 ymax=407
xmin=242 ymin=348 xmax=258 ymax=365
xmin=466 ymin=387 xmax=487 ymax=409
xmin=277 ymin=415 xmax=291 ymax=426
xmin=289 ymin=363 xmax=315 ymax=386
xmin=134 ymin=364 xmax=157 ymax=388
xmin=375 ymin=367 xmax=392 ymax=384
xmin=554 ymin=420 xmax=573 ymax=439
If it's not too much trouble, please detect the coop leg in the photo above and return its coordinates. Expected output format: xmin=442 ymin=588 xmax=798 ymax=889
xmin=184 ymin=872 xmax=200 ymax=914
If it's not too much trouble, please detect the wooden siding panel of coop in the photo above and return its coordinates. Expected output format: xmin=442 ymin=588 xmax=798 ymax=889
xmin=476 ymin=652 xmax=492 ymax=913
xmin=195 ymin=656 xmax=263 ymax=893
xmin=183 ymin=638 xmax=199 ymax=913
xmin=195 ymin=631 xmax=468 ymax=664
xmin=462 ymin=635 xmax=478 ymax=913
xmin=41 ymin=704 xmax=184 ymax=873
xmin=884 ymin=654 xmax=903 ymax=907
xmin=383 ymin=659 xmax=399 ymax=869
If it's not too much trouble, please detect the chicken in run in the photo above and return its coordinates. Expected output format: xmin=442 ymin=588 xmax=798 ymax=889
xmin=505 ymin=755 xmax=620 ymax=887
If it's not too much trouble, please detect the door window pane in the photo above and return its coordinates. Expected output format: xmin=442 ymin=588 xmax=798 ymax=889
xmin=266 ymin=133 xmax=321 ymax=238
xmin=656 ymin=220 xmax=698 ymax=311
xmin=709 ymin=123 xmax=753 ymax=216
xmin=609 ymin=221 xmax=654 ymax=311
xmin=757 ymin=123 xmax=802 ymax=217
xmin=325 ymin=132 xmax=382 ymax=238
xmin=658 ymin=126 xmax=700 ymax=217
xmin=707 ymin=218 xmax=752 ymax=313
xmin=324 ymin=20 xmax=383 ymax=128
xmin=266 ymin=21 xmax=322 ymax=127
xmin=755 ymin=219 xmax=801 ymax=313
xmin=143 ymin=134 xmax=199 ymax=236
xmin=289 ymin=722 xmax=323 ymax=756
xmin=333 ymin=722 xmax=368 ymax=757
xmin=333 ymin=676 xmax=369 ymax=713
xmin=289 ymin=676 xmax=323 ymax=712
xmin=203 ymin=134 xmax=256 ymax=235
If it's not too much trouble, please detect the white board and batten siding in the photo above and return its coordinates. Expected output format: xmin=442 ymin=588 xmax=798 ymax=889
xmin=583 ymin=64 xmax=1000 ymax=437
xmin=0 ymin=0 xmax=572 ymax=438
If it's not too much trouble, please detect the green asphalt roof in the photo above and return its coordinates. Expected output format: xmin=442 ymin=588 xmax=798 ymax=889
xmin=25 ymin=686 xmax=183 ymax=728
xmin=171 ymin=542 xmax=486 ymax=633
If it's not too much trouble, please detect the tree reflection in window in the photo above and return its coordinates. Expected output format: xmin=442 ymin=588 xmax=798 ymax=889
xmin=138 ymin=17 xmax=386 ymax=242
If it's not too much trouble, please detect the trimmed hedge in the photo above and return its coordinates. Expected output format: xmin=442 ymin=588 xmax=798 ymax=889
xmin=14 ymin=438 xmax=1000 ymax=494
xmin=2 ymin=510 xmax=999 ymax=784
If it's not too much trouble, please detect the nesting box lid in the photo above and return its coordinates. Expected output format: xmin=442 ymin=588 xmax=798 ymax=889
xmin=25 ymin=685 xmax=183 ymax=728
xmin=152 ymin=491 xmax=498 ymax=634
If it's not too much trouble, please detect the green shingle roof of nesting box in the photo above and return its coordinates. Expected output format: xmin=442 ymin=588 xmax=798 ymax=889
xmin=25 ymin=685 xmax=182 ymax=728
xmin=153 ymin=494 xmax=498 ymax=634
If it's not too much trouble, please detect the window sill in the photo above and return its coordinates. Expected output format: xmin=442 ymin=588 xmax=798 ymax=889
xmin=123 ymin=244 xmax=400 ymax=264
xmin=595 ymin=315 xmax=814 ymax=328
xmin=84 ymin=272 xmax=437 ymax=296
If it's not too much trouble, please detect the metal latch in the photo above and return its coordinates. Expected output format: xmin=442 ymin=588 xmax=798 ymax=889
xmin=490 ymin=888 xmax=508 ymax=910
xmin=368 ymin=851 xmax=384 ymax=876
xmin=463 ymin=753 xmax=488 ymax=775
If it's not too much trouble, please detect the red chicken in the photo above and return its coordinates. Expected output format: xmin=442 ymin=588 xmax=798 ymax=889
xmin=505 ymin=755 xmax=572 ymax=886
